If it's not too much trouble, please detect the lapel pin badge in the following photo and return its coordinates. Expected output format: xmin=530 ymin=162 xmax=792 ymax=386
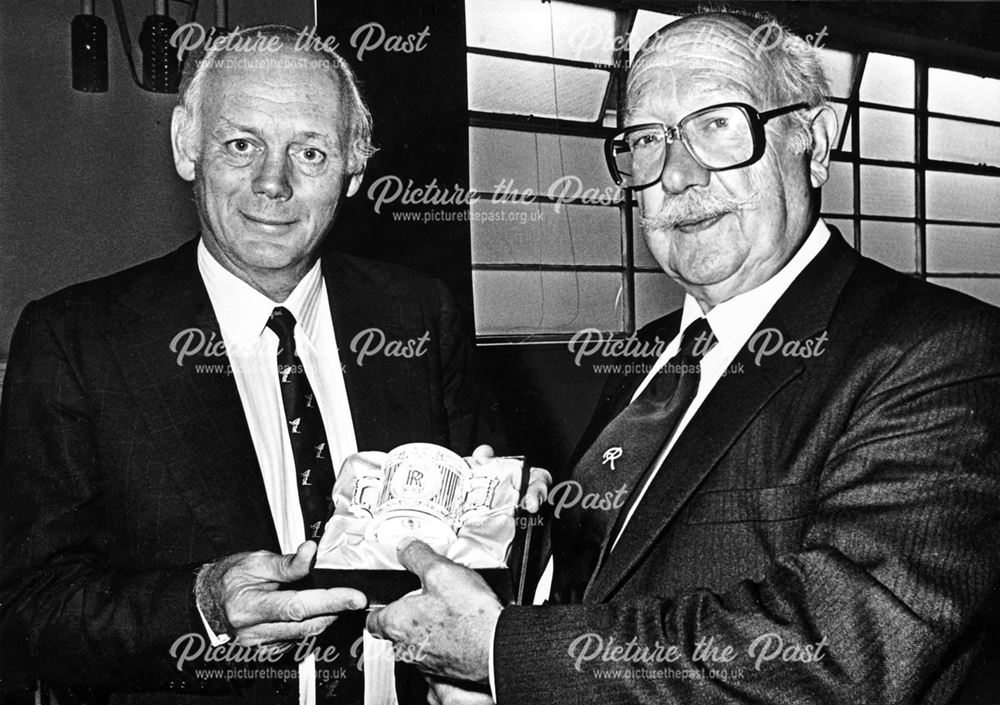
xmin=602 ymin=447 xmax=623 ymax=470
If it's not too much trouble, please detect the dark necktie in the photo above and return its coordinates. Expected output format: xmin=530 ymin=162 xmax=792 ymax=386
xmin=267 ymin=309 xmax=364 ymax=703
xmin=266 ymin=306 xmax=336 ymax=542
xmin=551 ymin=317 xmax=716 ymax=602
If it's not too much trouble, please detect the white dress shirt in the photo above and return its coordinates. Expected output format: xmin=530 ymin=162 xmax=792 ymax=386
xmin=197 ymin=239 xmax=358 ymax=705
xmin=490 ymin=220 xmax=832 ymax=698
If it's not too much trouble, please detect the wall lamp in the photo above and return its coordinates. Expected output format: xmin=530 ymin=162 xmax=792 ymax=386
xmin=71 ymin=0 xmax=229 ymax=93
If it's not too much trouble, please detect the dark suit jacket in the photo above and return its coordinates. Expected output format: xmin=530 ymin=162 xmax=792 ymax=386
xmin=495 ymin=230 xmax=1000 ymax=704
xmin=0 ymin=238 xmax=498 ymax=703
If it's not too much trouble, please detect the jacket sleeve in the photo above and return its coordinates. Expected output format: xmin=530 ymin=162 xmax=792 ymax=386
xmin=0 ymin=301 xmax=234 ymax=695
xmin=492 ymin=306 xmax=1000 ymax=704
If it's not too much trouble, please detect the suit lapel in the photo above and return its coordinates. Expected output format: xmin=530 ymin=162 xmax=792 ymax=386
xmin=322 ymin=253 xmax=431 ymax=453
xmin=586 ymin=231 xmax=860 ymax=601
xmin=108 ymin=239 xmax=279 ymax=553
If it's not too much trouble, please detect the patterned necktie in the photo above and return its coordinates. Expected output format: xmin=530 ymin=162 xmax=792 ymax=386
xmin=266 ymin=306 xmax=336 ymax=542
xmin=551 ymin=317 xmax=716 ymax=602
xmin=267 ymin=310 xmax=363 ymax=703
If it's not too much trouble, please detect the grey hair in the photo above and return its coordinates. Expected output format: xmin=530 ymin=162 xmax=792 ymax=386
xmin=176 ymin=24 xmax=376 ymax=175
xmin=633 ymin=9 xmax=830 ymax=154
xmin=737 ymin=11 xmax=831 ymax=153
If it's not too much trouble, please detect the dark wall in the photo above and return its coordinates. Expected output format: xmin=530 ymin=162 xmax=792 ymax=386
xmin=316 ymin=0 xmax=474 ymax=317
xmin=315 ymin=1 xmax=609 ymax=474
xmin=479 ymin=344 xmax=609 ymax=480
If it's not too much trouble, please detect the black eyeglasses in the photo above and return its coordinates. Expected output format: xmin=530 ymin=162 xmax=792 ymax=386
xmin=605 ymin=102 xmax=808 ymax=190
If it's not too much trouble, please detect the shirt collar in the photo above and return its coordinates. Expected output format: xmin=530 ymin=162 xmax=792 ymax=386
xmin=197 ymin=238 xmax=326 ymax=351
xmin=678 ymin=219 xmax=831 ymax=347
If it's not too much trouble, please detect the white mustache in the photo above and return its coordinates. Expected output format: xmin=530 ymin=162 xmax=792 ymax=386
xmin=640 ymin=188 xmax=759 ymax=231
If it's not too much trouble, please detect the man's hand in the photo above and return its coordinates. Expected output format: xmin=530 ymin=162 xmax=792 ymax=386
xmin=366 ymin=538 xmax=500 ymax=682
xmin=469 ymin=445 xmax=551 ymax=513
xmin=196 ymin=541 xmax=367 ymax=646
xmin=426 ymin=677 xmax=495 ymax=705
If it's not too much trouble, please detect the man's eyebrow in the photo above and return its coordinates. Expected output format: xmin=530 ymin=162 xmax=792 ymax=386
xmin=298 ymin=131 xmax=334 ymax=144
xmin=622 ymin=107 xmax=665 ymax=124
xmin=209 ymin=121 xmax=336 ymax=146
xmin=212 ymin=118 xmax=261 ymax=137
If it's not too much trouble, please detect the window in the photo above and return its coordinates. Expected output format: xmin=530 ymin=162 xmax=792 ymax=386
xmin=466 ymin=2 xmax=1000 ymax=340
xmin=829 ymin=56 xmax=1000 ymax=305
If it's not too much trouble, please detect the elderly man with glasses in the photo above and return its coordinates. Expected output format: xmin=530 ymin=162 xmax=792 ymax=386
xmin=366 ymin=11 xmax=1000 ymax=705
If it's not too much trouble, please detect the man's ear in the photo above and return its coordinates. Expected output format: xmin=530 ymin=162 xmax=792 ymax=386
xmin=345 ymin=170 xmax=365 ymax=198
xmin=171 ymin=105 xmax=198 ymax=182
xmin=806 ymin=105 xmax=838 ymax=189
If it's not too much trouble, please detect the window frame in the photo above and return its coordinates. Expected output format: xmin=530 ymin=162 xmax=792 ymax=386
xmin=466 ymin=2 xmax=1000 ymax=344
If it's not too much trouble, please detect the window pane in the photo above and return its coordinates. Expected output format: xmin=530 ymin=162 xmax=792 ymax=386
xmin=860 ymin=108 xmax=913 ymax=162
xmin=818 ymin=49 xmax=858 ymax=99
xmin=470 ymin=128 xmax=615 ymax=195
xmin=823 ymin=160 xmax=854 ymax=215
xmin=473 ymin=270 xmax=623 ymax=334
xmin=825 ymin=218 xmax=856 ymax=248
xmin=468 ymin=55 xmax=610 ymax=121
xmin=928 ymin=118 xmax=1000 ymax=167
xmin=635 ymin=272 xmax=685 ymax=329
xmin=927 ymin=277 xmax=1000 ymax=308
xmin=860 ymin=166 xmax=914 ymax=217
xmin=628 ymin=10 xmax=683 ymax=63
xmin=927 ymin=226 xmax=1000 ymax=273
xmin=860 ymin=220 xmax=916 ymax=273
xmin=859 ymin=53 xmax=914 ymax=108
xmin=471 ymin=202 xmax=621 ymax=266
xmin=929 ymin=69 xmax=1000 ymax=122
xmin=926 ymin=172 xmax=1000 ymax=222
xmin=632 ymin=206 xmax=659 ymax=269
xmin=465 ymin=0 xmax=618 ymax=64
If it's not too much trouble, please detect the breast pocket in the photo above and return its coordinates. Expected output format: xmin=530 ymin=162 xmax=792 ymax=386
xmin=683 ymin=482 xmax=814 ymax=525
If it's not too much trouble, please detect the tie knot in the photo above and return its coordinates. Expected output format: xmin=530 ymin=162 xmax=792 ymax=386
xmin=679 ymin=317 xmax=716 ymax=361
xmin=266 ymin=306 xmax=297 ymax=350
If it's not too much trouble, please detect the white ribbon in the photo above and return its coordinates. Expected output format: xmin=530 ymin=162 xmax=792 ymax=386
xmin=363 ymin=628 xmax=398 ymax=705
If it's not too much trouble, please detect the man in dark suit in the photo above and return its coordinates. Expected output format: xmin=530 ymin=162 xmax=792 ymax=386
xmin=0 ymin=25 xmax=500 ymax=704
xmin=366 ymin=11 xmax=1000 ymax=704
